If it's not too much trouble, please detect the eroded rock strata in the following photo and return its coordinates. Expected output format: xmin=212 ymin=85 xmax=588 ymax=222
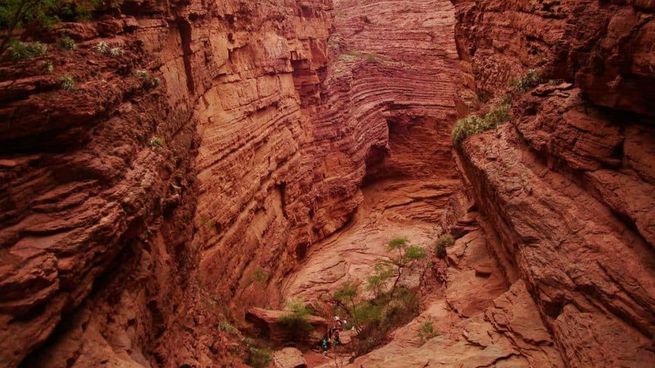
xmin=0 ymin=0 xmax=654 ymax=367
xmin=453 ymin=0 xmax=655 ymax=367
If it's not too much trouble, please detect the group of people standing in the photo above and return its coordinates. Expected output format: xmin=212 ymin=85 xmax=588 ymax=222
xmin=320 ymin=316 xmax=345 ymax=356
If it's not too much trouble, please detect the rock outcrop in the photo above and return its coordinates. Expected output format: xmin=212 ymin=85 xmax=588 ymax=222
xmin=317 ymin=210 xmax=564 ymax=368
xmin=453 ymin=0 xmax=655 ymax=367
xmin=246 ymin=307 xmax=328 ymax=344
xmin=0 ymin=0 xmax=335 ymax=366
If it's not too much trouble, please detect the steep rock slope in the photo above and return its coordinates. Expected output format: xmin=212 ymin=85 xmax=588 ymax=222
xmin=195 ymin=0 xmax=462 ymax=316
xmin=0 ymin=0 xmax=335 ymax=367
xmin=0 ymin=0 xmax=462 ymax=365
xmin=282 ymin=0 xmax=461 ymax=303
xmin=0 ymin=10 xmax=206 ymax=368
xmin=453 ymin=0 xmax=655 ymax=367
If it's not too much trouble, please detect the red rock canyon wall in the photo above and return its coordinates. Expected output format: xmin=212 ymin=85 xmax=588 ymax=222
xmin=1 ymin=0 xmax=654 ymax=367
xmin=453 ymin=0 xmax=655 ymax=367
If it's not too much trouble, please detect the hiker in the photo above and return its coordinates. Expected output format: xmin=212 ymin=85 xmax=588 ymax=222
xmin=327 ymin=325 xmax=335 ymax=340
xmin=334 ymin=315 xmax=343 ymax=330
xmin=321 ymin=336 xmax=329 ymax=356
xmin=332 ymin=329 xmax=341 ymax=348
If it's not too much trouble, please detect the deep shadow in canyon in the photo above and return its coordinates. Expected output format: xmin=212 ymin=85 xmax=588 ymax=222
xmin=0 ymin=0 xmax=654 ymax=368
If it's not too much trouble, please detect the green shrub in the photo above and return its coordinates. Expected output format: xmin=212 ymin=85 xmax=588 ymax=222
xmin=250 ymin=266 xmax=269 ymax=285
xmin=109 ymin=46 xmax=123 ymax=57
xmin=135 ymin=69 xmax=160 ymax=89
xmin=218 ymin=321 xmax=239 ymax=336
xmin=417 ymin=320 xmax=438 ymax=342
xmin=434 ymin=234 xmax=453 ymax=259
xmin=60 ymin=75 xmax=75 ymax=90
xmin=42 ymin=60 xmax=54 ymax=73
xmin=95 ymin=41 xmax=123 ymax=56
xmin=135 ymin=69 xmax=149 ymax=79
xmin=57 ymin=35 xmax=76 ymax=50
xmin=338 ymin=50 xmax=385 ymax=64
xmin=95 ymin=41 xmax=110 ymax=54
xmin=148 ymin=77 xmax=160 ymax=88
xmin=246 ymin=346 xmax=271 ymax=368
xmin=0 ymin=1 xmax=126 ymax=57
xmin=8 ymin=40 xmax=47 ymax=60
xmin=512 ymin=69 xmax=541 ymax=92
xmin=434 ymin=234 xmax=454 ymax=249
xmin=452 ymin=99 xmax=511 ymax=145
xmin=149 ymin=136 xmax=163 ymax=147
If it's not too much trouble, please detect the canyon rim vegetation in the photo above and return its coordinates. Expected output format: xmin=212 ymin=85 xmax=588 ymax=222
xmin=0 ymin=0 xmax=654 ymax=368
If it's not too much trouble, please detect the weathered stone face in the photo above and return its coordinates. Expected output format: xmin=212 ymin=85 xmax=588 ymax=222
xmin=1 ymin=0 xmax=654 ymax=367
xmin=453 ymin=1 xmax=655 ymax=367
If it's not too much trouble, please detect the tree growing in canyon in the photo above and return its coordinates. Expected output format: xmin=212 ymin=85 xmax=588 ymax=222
xmin=332 ymin=237 xmax=427 ymax=356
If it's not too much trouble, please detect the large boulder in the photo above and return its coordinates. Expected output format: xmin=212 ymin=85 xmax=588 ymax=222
xmin=245 ymin=307 xmax=328 ymax=344
xmin=272 ymin=347 xmax=307 ymax=368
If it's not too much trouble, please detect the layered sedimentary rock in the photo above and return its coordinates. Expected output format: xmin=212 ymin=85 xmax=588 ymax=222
xmin=349 ymin=217 xmax=564 ymax=368
xmin=281 ymin=0 xmax=463 ymax=323
xmin=196 ymin=0 xmax=462 ymax=317
xmin=1 ymin=0 xmax=463 ymax=366
xmin=0 ymin=0 xmax=334 ymax=366
xmin=3 ymin=0 xmax=653 ymax=367
xmin=0 ymin=12 xmax=207 ymax=367
xmin=453 ymin=1 xmax=655 ymax=367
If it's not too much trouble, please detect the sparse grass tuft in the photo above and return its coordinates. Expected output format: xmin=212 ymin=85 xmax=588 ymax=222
xmin=109 ymin=46 xmax=123 ymax=57
xmin=452 ymin=98 xmax=511 ymax=145
xmin=95 ymin=41 xmax=110 ymax=54
xmin=417 ymin=320 xmax=439 ymax=343
xmin=8 ymin=40 xmax=47 ymax=60
xmin=250 ymin=266 xmax=269 ymax=285
xmin=57 ymin=36 xmax=76 ymax=50
xmin=60 ymin=75 xmax=75 ymax=91
xmin=134 ymin=69 xmax=149 ymax=79
xmin=512 ymin=69 xmax=541 ymax=92
xmin=149 ymin=136 xmax=163 ymax=147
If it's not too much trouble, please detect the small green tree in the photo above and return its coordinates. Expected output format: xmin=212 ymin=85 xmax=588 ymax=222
xmin=334 ymin=280 xmax=359 ymax=315
xmin=331 ymin=237 xmax=428 ymax=355
xmin=384 ymin=237 xmax=427 ymax=298
xmin=434 ymin=234 xmax=453 ymax=259
xmin=366 ymin=261 xmax=394 ymax=299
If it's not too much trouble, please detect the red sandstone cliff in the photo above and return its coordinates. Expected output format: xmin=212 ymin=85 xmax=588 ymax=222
xmin=453 ymin=0 xmax=655 ymax=367
xmin=0 ymin=0 xmax=334 ymax=366
xmin=1 ymin=0 xmax=654 ymax=367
